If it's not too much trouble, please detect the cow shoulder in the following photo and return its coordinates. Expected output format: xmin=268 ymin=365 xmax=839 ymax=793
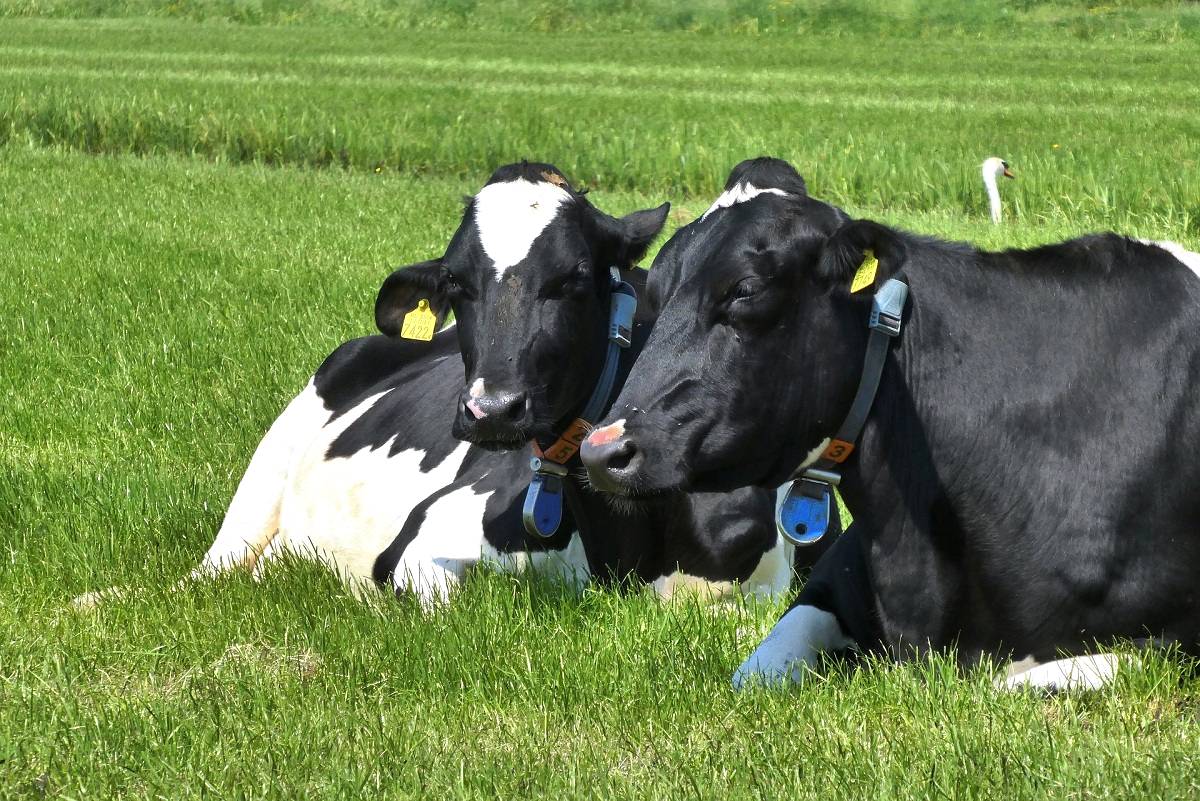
xmin=313 ymin=331 xmax=458 ymax=415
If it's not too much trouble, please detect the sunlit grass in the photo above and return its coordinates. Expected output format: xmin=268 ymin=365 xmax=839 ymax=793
xmin=2 ymin=12 xmax=1200 ymax=797
xmin=0 ymin=19 xmax=1197 ymax=234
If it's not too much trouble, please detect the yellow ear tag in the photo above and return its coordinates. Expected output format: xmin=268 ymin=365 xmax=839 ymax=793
xmin=850 ymin=249 xmax=878 ymax=293
xmin=400 ymin=299 xmax=437 ymax=341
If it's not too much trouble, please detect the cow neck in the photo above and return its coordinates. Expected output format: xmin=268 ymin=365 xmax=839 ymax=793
xmin=776 ymin=278 xmax=909 ymax=547
xmin=522 ymin=267 xmax=637 ymax=538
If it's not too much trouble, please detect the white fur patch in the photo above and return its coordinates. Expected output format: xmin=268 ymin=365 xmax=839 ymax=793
xmin=482 ymin=530 xmax=590 ymax=591
xmin=196 ymin=380 xmax=333 ymax=576
xmin=651 ymin=571 xmax=735 ymax=600
xmin=393 ymin=483 xmax=590 ymax=607
xmin=794 ymin=437 xmax=832 ymax=473
xmin=651 ymin=531 xmax=793 ymax=601
xmin=473 ymin=179 xmax=572 ymax=281
xmin=738 ymin=535 xmax=796 ymax=599
xmin=393 ymin=482 xmax=492 ymax=605
xmin=262 ymin=390 xmax=472 ymax=597
xmin=1137 ymin=239 xmax=1200 ymax=281
xmin=1000 ymin=653 xmax=1123 ymax=692
xmin=732 ymin=604 xmax=856 ymax=690
xmin=701 ymin=182 xmax=791 ymax=222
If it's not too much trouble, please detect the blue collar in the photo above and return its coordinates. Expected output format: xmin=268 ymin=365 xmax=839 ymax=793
xmin=777 ymin=278 xmax=909 ymax=546
xmin=522 ymin=268 xmax=637 ymax=538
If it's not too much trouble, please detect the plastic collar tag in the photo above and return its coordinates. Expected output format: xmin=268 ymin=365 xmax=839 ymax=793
xmin=776 ymin=477 xmax=833 ymax=546
xmin=869 ymin=279 xmax=908 ymax=337
xmin=609 ymin=281 xmax=636 ymax=348
xmin=522 ymin=472 xmax=564 ymax=539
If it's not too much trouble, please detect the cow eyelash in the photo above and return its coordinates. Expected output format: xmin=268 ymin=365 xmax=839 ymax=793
xmin=443 ymin=271 xmax=473 ymax=299
xmin=726 ymin=276 xmax=764 ymax=302
xmin=542 ymin=262 xmax=590 ymax=298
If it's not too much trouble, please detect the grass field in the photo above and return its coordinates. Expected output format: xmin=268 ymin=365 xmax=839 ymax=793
xmin=3 ymin=8 xmax=1200 ymax=799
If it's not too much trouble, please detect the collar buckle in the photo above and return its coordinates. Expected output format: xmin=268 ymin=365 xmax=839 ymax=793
xmin=869 ymin=279 xmax=909 ymax=337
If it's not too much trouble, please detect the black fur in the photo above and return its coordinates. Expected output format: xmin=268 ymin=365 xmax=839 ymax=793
xmin=304 ymin=162 xmax=838 ymax=592
xmin=586 ymin=155 xmax=1200 ymax=666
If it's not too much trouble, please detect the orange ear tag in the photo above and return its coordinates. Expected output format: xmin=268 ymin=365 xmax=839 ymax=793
xmin=400 ymin=299 xmax=437 ymax=341
xmin=850 ymin=249 xmax=878 ymax=293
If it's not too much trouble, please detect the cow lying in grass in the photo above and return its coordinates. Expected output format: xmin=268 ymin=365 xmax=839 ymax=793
xmin=78 ymin=162 xmax=830 ymax=609
xmin=582 ymin=156 xmax=1200 ymax=689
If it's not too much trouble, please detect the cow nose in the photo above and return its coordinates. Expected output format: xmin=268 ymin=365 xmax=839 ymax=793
xmin=462 ymin=390 xmax=529 ymax=423
xmin=580 ymin=424 xmax=643 ymax=493
xmin=454 ymin=386 xmax=534 ymax=444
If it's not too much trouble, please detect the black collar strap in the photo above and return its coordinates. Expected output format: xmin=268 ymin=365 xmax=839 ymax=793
xmin=522 ymin=268 xmax=637 ymax=538
xmin=776 ymin=278 xmax=909 ymax=546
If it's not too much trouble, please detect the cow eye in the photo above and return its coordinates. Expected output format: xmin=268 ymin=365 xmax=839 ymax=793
xmin=727 ymin=276 xmax=764 ymax=302
xmin=542 ymin=261 xmax=590 ymax=299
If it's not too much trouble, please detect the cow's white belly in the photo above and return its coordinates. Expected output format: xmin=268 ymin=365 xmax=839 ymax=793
xmin=265 ymin=389 xmax=471 ymax=596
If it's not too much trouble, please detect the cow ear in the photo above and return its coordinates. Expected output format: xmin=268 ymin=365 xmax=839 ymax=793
xmin=595 ymin=203 xmax=671 ymax=267
xmin=375 ymin=259 xmax=451 ymax=338
xmin=815 ymin=220 xmax=908 ymax=293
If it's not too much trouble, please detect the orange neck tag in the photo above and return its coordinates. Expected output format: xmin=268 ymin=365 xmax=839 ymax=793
xmin=821 ymin=438 xmax=855 ymax=464
xmin=536 ymin=418 xmax=591 ymax=464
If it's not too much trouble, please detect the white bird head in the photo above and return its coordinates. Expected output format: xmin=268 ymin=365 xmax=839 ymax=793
xmin=982 ymin=156 xmax=1015 ymax=181
xmin=981 ymin=156 xmax=1015 ymax=224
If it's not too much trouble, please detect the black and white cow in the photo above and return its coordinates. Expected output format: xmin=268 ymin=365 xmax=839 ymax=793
xmin=582 ymin=156 xmax=1200 ymax=689
xmin=87 ymin=162 xmax=821 ymax=609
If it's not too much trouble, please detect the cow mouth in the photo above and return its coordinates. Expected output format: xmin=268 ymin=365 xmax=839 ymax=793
xmin=468 ymin=434 xmax=531 ymax=452
xmin=458 ymin=419 xmax=559 ymax=452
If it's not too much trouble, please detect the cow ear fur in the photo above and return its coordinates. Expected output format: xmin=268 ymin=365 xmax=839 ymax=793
xmin=375 ymin=259 xmax=452 ymax=338
xmin=816 ymin=220 xmax=908 ymax=293
xmin=594 ymin=202 xmax=671 ymax=268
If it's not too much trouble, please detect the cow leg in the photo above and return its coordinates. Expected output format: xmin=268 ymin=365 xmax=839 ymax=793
xmin=733 ymin=603 xmax=857 ymax=689
xmin=1000 ymin=654 xmax=1124 ymax=692
xmin=194 ymin=380 xmax=330 ymax=578
xmin=733 ymin=524 xmax=881 ymax=689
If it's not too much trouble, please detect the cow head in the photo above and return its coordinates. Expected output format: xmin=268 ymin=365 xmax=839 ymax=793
xmin=375 ymin=162 xmax=669 ymax=449
xmin=580 ymin=157 xmax=902 ymax=494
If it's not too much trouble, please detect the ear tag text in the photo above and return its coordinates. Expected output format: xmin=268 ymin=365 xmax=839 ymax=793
xmin=400 ymin=299 xmax=437 ymax=341
xmin=850 ymin=249 xmax=879 ymax=293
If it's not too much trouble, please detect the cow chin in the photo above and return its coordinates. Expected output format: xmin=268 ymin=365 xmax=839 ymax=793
xmin=451 ymin=416 xmax=534 ymax=452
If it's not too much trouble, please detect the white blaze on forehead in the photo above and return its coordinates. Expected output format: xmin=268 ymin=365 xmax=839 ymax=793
xmin=473 ymin=179 xmax=572 ymax=281
xmin=701 ymin=182 xmax=791 ymax=222
xmin=1137 ymin=239 xmax=1200 ymax=281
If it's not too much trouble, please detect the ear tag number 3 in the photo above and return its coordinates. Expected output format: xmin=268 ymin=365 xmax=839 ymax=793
xmin=401 ymin=299 xmax=437 ymax=341
xmin=850 ymin=249 xmax=878 ymax=293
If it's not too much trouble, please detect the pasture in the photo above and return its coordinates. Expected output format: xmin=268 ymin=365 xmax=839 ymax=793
xmin=3 ymin=8 xmax=1200 ymax=798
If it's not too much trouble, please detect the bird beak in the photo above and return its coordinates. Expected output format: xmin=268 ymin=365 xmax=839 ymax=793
xmin=1003 ymin=167 xmax=1015 ymax=179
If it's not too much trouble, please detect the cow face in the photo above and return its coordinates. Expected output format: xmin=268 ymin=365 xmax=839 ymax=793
xmin=581 ymin=157 xmax=892 ymax=494
xmin=376 ymin=162 xmax=669 ymax=449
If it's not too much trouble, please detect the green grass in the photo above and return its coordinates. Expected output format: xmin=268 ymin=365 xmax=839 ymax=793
xmin=3 ymin=11 xmax=1200 ymax=799
xmin=1 ymin=18 xmax=1198 ymax=234
xmin=3 ymin=0 xmax=1199 ymax=39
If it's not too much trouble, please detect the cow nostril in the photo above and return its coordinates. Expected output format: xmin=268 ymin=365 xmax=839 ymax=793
xmin=607 ymin=439 xmax=639 ymax=473
xmin=497 ymin=393 xmax=528 ymax=422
